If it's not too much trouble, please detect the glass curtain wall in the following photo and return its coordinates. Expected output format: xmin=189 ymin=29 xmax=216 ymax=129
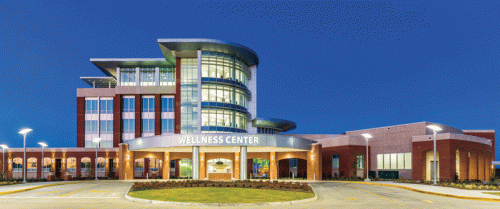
xmin=139 ymin=68 xmax=155 ymax=86
xmin=180 ymin=58 xmax=198 ymax=134
xmin=201 ymin=84 xmax=248 ymax=108
xmin=120 ymin=68 xmax=136 ymax=86
xmin=160 ymin=68 xmax=176 ymax=86
xmin=201 ymin=51 xmax=249 ymax=86
xmin=201 ymin=108 xmax=248 ymax=131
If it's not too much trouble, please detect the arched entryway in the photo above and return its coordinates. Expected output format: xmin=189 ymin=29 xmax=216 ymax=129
xmin=278 ymin=158 xmax=307 ymax=179
xmin=250 ymin=158 xmax=270 ymax=179
xmin=169 ymin=158 xmax=192 ymax=179
xmin=424 ymin=150 xmax=440 ymax=181
xmin=206 ymin=158 xmax=232 ymax=180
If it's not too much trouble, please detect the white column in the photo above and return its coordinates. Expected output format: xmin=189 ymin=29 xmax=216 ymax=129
xmin=116 ymin=67 xmax=121 ymax=86
xmin=192 ymin=146 xmax=199 ymax=180
xmin=247 ymin=65 xmax=257 ymax=134
xmin=135 ymin=67 xmax=140 ymax=86
xmin=197 ymin=50 xmax=202 ymax=133
xmin=155 ymin=67 xmax=160 ymax=86
xmin=240 ymin=146 xmax=247 ymax=180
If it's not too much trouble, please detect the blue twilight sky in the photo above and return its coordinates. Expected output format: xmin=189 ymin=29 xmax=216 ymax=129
xmin=0 ymin=1 xmax=499 ymax=160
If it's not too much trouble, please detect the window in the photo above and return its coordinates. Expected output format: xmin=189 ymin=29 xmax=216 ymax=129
xmin=13 ymin=158 xmax=22 ymax=172
xmin=142 ymin=119 xmax=155 ymax=134
xmin=356 ymin=154 xmax=364 ymax=169
xmin=201 ymin=108 xmax=249 ymax=132
xmin=377 ymin=152 xmax=412 ymax=170
xmin=201 ymin=51 xmax=249 ymax=86
xmin=149 ymin=158 xmax=160 ymax=172
xmin=67 ymin=158 xmax=76 ymax=172
xmin=43 ymin=158 xmax=52 ymax=172
xmin=81 ymin=157 xmax=91 ymax=173
xmin=160 ymin=68 xmax=175 ymax=86
xmin=122 ymin=97 xmax=135 ymax=112
xmin=201 ymin=84 xmax=248 ymax=108
xmin=100 ymin=120 xmax=113 ymax=134
xmin=162 ymin=119 xmax=174 ymax=134
xmin=289 ymin=158 xmax=298 ymax=169
xmin=134 ymin=159 xmax=144 ymax=172
xmin=140 ymin=68 xmax=155 ymax=86
xmin=161 ymin=97 xmax=175 ymax=112
xmin=142 ymin=97 xmax=154 ymax=112
xmin=27 ymin=158 xmax=37 ymax=172
xmin=332 ymin=154 xmax=339 ymax=169
xmin=123 ymin=119 xmax=135 ymax=133
xmin=85 ymin=99 xmax=98 ymax=114
xmin=85 ymin=120 xmax=98 ymax=134
xmin=120 ymin=68 xmax=136 ymax=86
xmin=100 ymin=99 xmax=113 ymax=114
xmin=96 ymin=158 xmax=105 ymax=172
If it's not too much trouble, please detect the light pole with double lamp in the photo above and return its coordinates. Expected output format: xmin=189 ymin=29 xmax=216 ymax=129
xmin=426 ymin=125 xmax=442 ymax=185
xmin=361 ymin=133 xmax=373 ymax=182
xmin=38 ymin=142 xmax=48 ymax=179
xmin=1 ymin=144 xmax=8 ymax=178
xmin=19 ymin=128 xmax=33 ymax=183
xmin=93 ymin=138 xmax=101 ymax=181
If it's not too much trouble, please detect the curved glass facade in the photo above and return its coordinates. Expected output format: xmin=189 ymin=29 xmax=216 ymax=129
xmin=201 ymin=108 xmax=248 ymax=133
xmin=201 ymin=51 xmax=250 ymax=86
xmin=201 ymin=84 xmax=248 ymax=109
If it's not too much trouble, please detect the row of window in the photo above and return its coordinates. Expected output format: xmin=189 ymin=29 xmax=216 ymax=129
xmin=201 ymin=51 xmax=249 ymax=86
xmin=180 ymin=58 xmax=199 ymax=134
xmin=121 ymin=97 xmax=176 ymax=113
xmin=120 ymin=68 xmax=175 ymax=86
xmin=85 ymin=99 xmax=113 ymax=114
xmin=201 ymin=84 xmax=248 ymax=108
xmin=377 ymin=153 xmax=412 ymax=170
xmin=201 ymin=108 xmax=248 ymax=130
xmin=122 ymin=118 xmax=175 ymax=134
xmin=257 ymin=128 xmax=277 ymax=134
xmin=11 ymin=157 xmax=115 ymax=173
xmin=331 ymin=154 xmax=364 ymax=169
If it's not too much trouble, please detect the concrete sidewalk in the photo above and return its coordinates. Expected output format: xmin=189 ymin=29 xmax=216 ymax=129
xmin=0 ymin=181 xmax=67 ymax=194
xmin=331 ymin=181 xmax=500 ymax=201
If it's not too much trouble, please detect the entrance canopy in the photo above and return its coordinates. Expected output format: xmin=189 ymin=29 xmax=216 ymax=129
xmin=127 ymin=134 xmax=315 ymax=152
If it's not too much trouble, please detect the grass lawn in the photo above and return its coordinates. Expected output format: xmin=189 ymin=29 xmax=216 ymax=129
xmin=129 ymin=187 xmax=315 ymax=203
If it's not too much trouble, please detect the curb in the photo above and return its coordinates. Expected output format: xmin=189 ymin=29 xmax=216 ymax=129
xmin=124 ymin=185 xmax=317 ymax=207
xmin=332 ymin=181 xmax=500 ymax=202
xmin=0 ymin=181 xmax=84 ymax=196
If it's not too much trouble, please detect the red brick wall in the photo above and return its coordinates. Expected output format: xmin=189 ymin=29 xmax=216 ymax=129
xmin=135 ymin=94 xmax=141 ymax=138
xmin=463 ymin=131 xmax=495 ymax=161
xmin=175 ymin=58 xmax=181 ymax=134
xmin=113 ymin=94 xmax=122 ymax=147
xmin=413 ymin=139 xmax=492 ymax=181
xmin=321 ymin=145 xmax=369 ymax=178
xmin=155 ymin=94 xmax=161 ymax=135
xmin=76 ymin=97 xmax=85 ymax=148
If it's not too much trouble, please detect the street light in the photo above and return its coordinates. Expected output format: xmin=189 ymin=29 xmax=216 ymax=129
xmin=361 ymin=133 xmax=373 ymax=182
xmin=426 ymin=125 xmax=442 ymax=185
xmin=18 ymin=128 xmax=32 ymax=183
xmin=38 ymin=142 xmax=48 ymax=179
xmin=0 ymin=144 xmax=8 ymax=178
xmin=93 ymin=138 xmax=101 ymax=181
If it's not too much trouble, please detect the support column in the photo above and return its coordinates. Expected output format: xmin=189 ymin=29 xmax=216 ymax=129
xmin=270 ymin=152 xmax=277 ymax=180
xmin=200 ymin=152 xmax=206 ymax=180
xmin=234 ymin=152 xmax=240 ymax=180
xmin=154 ymin=67 xmax=160 ymax=86
xmin=307 ymin=144 xmax=322 ymax=181
xmin=240 ymin=146 xmax=247 ymax=180
xmin=119 ymin=143 xmax=134 ymax=180
xmin=192 ymin=146 xmax=199 ymax=180
xmin=163 ymin=152 xmax=170 ymax=179
xmin=135 ymin=67 xmax=140 ymax=86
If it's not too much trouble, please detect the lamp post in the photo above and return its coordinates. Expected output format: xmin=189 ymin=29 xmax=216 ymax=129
xmin=93 ymin=138 xmax=101 ymax=181
xmin=361 ymin=134 xmax=373 ymax=182
xmin=426 ymin=125 xmax=442 ymax=185
xmin=38 ymin=142 xmax=48 ymax=179
xmin=19 ymin=128 xmax=33 ymax=183
xmin=0 ymin=145 xmax=8 ymax=178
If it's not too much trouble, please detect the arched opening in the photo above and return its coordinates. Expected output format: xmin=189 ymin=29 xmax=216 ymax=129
xmin=96 ymin=157 xmax=105 ymax=177
xmin=277 ymin=158 xmax=307 ymax=179
xmin=67 ymin=157 xmax=77 ymax=173
xmin=12 ymin=158 xmax=23 ymax=178
xmin=425 ymin=150 xmax=440 ymax=181
xmin=80 ymin=157 xmax=91 ymax=177
xmin=206 ymin=158 xmax=232 ymax=180
xmin=42 ymin=157 xmax=52 ymax=178
xmin=148 ymin=158 xmax=161 ymax=178
xmin=27 ymin=157 xmax=37 ymax=179
xmin=251 ymin=158 xmax=270 ymax=179
xmin=169 ymin=158 xmax=192 ymax=179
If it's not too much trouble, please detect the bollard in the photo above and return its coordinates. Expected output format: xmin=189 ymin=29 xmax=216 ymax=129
xmin=125 ymin=173 xmax=127 ymax=180
xmin=147 ymin=173 xmax=149 ymax=180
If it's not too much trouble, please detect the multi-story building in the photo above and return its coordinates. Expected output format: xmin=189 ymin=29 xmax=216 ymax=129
xmin=0 ymin=39 xmax=495 ymax=182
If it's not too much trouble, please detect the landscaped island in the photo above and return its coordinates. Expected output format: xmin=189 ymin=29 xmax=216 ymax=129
xmin=128 ymin=180 xmax=315 ymax=203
